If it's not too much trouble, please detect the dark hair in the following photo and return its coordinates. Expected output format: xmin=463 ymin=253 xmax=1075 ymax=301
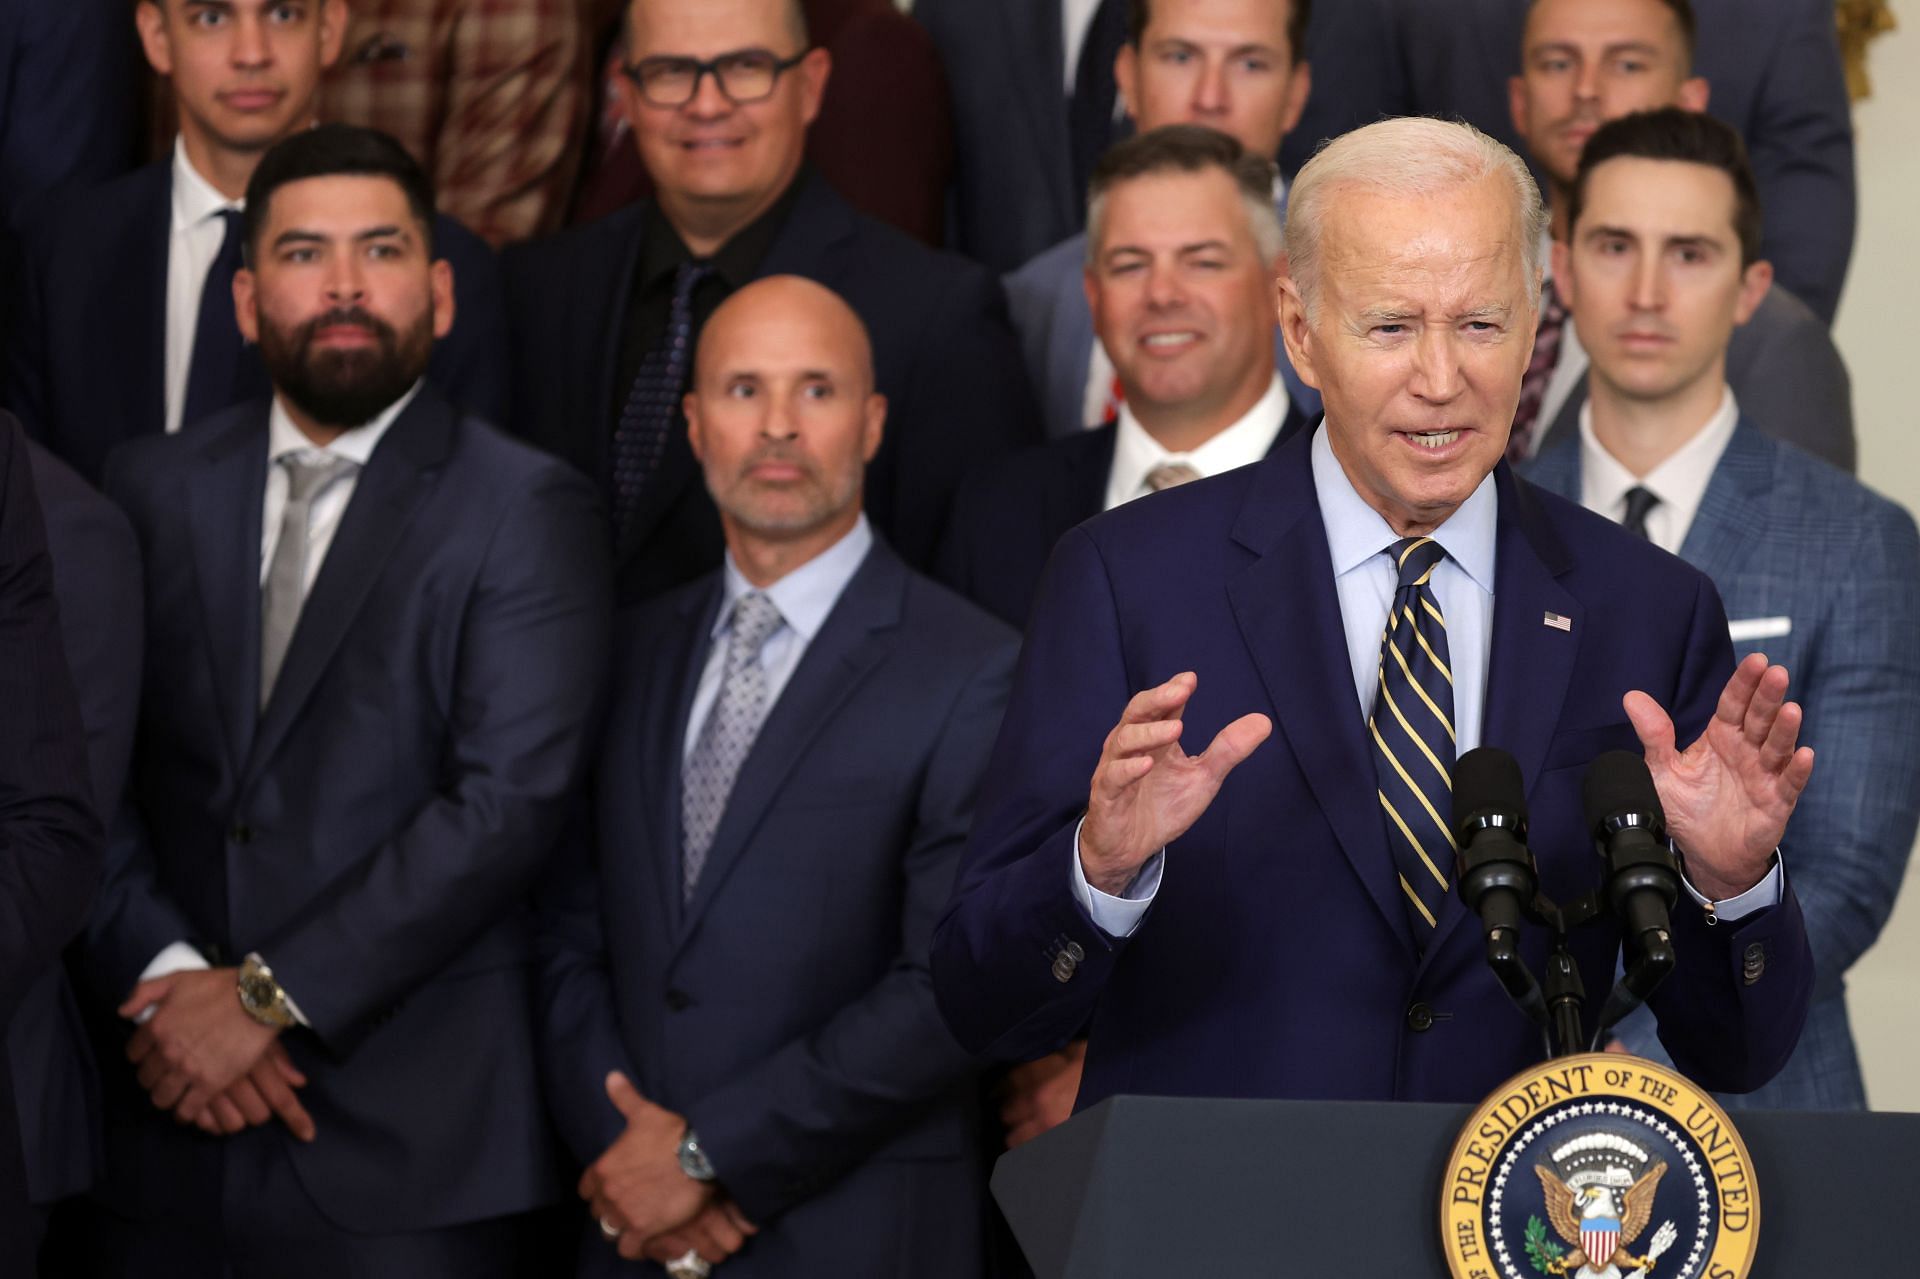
xmin=1525 ymin=0 xmax=1696 ymax=65
xmin=1127 ymin=0 xmax=1310 ymax=66
xmin=1086 ymin=124 xmax=1283 ymax=263
xmin=1567 ymin=107 xmax=1762 ymax=265
xmin=242 ymin=124 xmax=437 ymax=264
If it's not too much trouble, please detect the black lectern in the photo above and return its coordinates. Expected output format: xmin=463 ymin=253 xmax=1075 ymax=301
xmin=993 ymin=1095 xmax=1912 ymax=1276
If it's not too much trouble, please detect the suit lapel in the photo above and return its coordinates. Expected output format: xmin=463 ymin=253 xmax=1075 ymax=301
xmin=184 ymin=406 xmax=271 ymax=770
xmin=1225 ymin=437 xmax=1413 ymax=957
xmin=244 ymin=391 xmax=453 ymax=781
xmin=676 ymin=544 xmax=905 ymax=946
xmin=1678 ymin=423 xmax=1771 ymax=584
xmin=101 ymin=164 xmax=173 ymax=443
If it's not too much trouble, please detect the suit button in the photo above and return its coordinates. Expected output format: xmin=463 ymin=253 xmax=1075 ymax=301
xmin=664 ymin=988 xmax=693 ymax=1011
xmin=1742 ymin=943 xmax=1766 ymax=985
xmin=1063 ymin=941 xmax=1085 ymax=963
xmin=229 ymin=824 xmax=253 ymax=845
xmin=1406 ymin=1002 xmax=1436 ymax=1033
xmin=1050 ymin=955 xmax=1076 ymax=983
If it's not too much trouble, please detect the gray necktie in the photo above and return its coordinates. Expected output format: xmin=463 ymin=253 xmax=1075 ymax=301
xmin=1145 ymin=461 xmax=1201 ymax=492
xmin=681 ymin=592 xmax=786 ymax=901
xmin=260 ymin=453 xmax=359 ymax=707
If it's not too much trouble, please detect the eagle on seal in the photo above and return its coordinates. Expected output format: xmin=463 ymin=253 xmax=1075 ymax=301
xmin=1534 ymin=1160 xmax=1667 ymax=1276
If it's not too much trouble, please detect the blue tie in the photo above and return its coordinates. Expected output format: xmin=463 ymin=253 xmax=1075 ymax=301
xmin=1369 ymin=536 xmax=1458 ymax=947
xmin=181 ymin=209 xmax=270 ymax=431
xmin=611 ymin=260 xmax=713 ymax=542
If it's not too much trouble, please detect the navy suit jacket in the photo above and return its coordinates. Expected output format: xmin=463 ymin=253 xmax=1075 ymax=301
xmin=6 ymin=443 xmax=140 ymax=1207
xmin=537 ymin=540 xmax=1016 ymax=1277
xmin=0 ymin=0 xmax=135 ymax=231
xmin=87 ymin=386 xmax=611 ymax=1233
xmin=937 ymin=399 xmax=1310 ymax=629
xmin=0 ymin=415 xmax=103 ymax=1267
xmin=6 ymin=159 xmax=513 ymax=484
xmin=1284 ymin=0 xmax=1855 ymax=324
xmin=932 ymin=427 xmax=1813 ymax=1108
xmin=504 ymin=169 xmax=1039 ymax=604
xmin=1526 ymin=422 xmax=1920 ymax=1110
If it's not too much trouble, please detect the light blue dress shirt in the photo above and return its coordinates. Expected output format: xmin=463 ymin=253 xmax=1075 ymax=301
xmin=683 ymin=515 xmax=875 ymax=761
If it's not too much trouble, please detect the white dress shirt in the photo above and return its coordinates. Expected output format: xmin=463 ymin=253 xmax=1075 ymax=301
xmin=1062 ymin=0 xmax=1107 ymax=93
xmin=1577 ymin=388 xmax=1740 ymax=556
xmin=1102 ymin=374 xmax=1292 ymax=510
xmin=164 ymin=139 xmax=245 ymax=437
xmin=683 ymin=516 xmax=875 ymax=761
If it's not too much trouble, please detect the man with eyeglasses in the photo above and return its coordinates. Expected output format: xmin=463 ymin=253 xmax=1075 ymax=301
xmin=505 ymin=0 xmax=1039 ymax=606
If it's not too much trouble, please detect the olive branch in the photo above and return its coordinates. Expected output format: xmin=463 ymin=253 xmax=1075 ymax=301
xmin=1524 ymin=1216 xmax=1567 ymax=1274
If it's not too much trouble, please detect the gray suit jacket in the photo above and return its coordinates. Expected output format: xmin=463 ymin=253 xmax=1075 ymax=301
xmin=1005 ymin=228 xmax=1322 ymax=438
xmin=1524 ymin=422 xmax=1920 ymax=1109
xmin=1537 ymin=284 xmax=1854 ymax=473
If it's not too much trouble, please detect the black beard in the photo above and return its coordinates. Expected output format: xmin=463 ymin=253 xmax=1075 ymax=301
xmin=257 ymin=305 xmax=433 ymax=429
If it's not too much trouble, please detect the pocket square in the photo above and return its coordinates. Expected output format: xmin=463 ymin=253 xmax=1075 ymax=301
xmin=1727 ymin=615 xmax=1791 ymax=642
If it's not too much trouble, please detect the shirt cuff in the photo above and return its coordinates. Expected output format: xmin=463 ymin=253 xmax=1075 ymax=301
xmin=1679 ymin=851 xmax=1784 ymax=922
xmin=133 ymin=941 xmax=211 ymax=1024
xmin=1069 ymin=816 xmax=1164 ymax=939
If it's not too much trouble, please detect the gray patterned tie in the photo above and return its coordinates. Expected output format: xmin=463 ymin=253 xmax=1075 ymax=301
xmin=1144 ymin=461 xmax=1201 ymax=492
xmin=681 ymin=592 xmax=786 ymax=901
xmin=260 ymin=453 xmax=360 ymax=707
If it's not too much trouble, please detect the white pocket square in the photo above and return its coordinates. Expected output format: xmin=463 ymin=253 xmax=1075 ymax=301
xmin=1727 ymin=615 xmax=1792 ymax=642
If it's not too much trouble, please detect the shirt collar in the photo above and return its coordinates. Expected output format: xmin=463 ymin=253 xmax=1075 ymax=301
xmin=171 ymin=136 xmax=243 ymax=233
xmin=1310 ymin=425 xmax=1499 ymax=593
xmin=1108 ymin=374 xmax=1290 ymax=506
xmin=267 ymin=380 xmax=422 ymax=469
xmin=714 ymin=514 xmax=874 ymax=644
xmin=1577 ymin=386 xmax=1738 ymax=524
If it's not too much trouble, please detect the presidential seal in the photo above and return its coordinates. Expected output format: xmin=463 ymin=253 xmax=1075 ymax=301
xmin=1440 ymin=1053 xmax=1759 ymax=1279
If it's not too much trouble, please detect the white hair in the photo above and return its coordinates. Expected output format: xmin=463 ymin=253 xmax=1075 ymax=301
xmin=1284 ymin=117 xmax=1548 ymax=319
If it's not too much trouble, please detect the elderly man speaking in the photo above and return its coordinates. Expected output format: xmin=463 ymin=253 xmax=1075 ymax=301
xmin=931 ymin=117 xmax=1813 ymax=1109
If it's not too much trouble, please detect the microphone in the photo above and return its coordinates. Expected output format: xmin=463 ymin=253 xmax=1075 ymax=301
xmin=1583 ymin=751 xmax=1681 ymax=1045
xmin=1452 ymin=748 xmax=1550 ymax=1047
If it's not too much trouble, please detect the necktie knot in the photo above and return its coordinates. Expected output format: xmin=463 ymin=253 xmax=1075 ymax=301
xmin=1621 ymin=486 xmax=1661 ymax=540
xmin=279 ymin=452 xmax=360 ymax=504
xmin=1144 ymin=461 xmax=1200 ymax=492
xmin=727 ymin=591 xmax=785 ymax=658
xmin=672 ymin=260 xmax=715 ymax=306
xmin=1388 ymin=536 xmax=1447 ymax=589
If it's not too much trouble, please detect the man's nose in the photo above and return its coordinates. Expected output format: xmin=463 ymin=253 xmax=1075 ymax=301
xmin=1192 ymin=55 xmax=1230 ymax=117
xmin=1408 ymin=328 xmax=1464 ymax=401
xmin=683 ymin=67 xmax=735 ymax=121
xmin=230 ymin=12 xmax=273 ymax=68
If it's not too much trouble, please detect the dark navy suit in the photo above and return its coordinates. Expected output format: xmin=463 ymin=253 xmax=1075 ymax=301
xmin=506 ymin=169 xmax=1039 ymax=605
xmin=5 ymin=159 xmax=513 ymax=484
xmin=0 ymin=0 xmax=136 ymax=230
xmin=932 ymin=427 xmax=1813 ymax=1108
xmin=537 ymin=540 xmax=1016 ymax=1277
xmin=0 ymin=415 xmax=104 ymax=1272
xmin=80 ymin=387 xmax=610 ymax=1272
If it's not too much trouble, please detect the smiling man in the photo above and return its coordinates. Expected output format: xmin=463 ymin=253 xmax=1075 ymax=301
xmin=933 ymin=117 xmax=1815 ymax=1115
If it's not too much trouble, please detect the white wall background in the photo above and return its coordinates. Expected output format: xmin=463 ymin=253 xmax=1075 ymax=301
xmin=1834 ymin=15 xmax=1920 ymax=1115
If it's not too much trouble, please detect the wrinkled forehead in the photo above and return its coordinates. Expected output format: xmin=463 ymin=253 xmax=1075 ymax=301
xmin=1522 ymin=0 xmax=1686 ymax=58
xmin=1318 ymin=182 xmax=1535 ymax=313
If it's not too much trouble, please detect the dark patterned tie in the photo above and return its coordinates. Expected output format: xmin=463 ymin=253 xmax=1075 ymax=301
xmin=681 ymin=592 xmax=786 ymax=901
xmin=611 ymin=260 xmax=713 ymax=542
xmin=1508 ymin=279 xmax=1569 ymax=463
xmin=1620 ymin=486 xmax=1660 ymax=540
xmin=182 ymin=209 xmax=271 ymax=430
xmin=1369 ymin=537 xmax=1458 ymax=947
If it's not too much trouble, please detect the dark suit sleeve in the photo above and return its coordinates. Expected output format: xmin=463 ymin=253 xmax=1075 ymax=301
xmin=1726 ymin=290 xmax=1854 ymax=472
xmin=428 ymin=219 xmax=514 ymax=428
xmin=261 ymin=467 xmax=612 ymax=1054
xmin=682 ymin=639 xmax=1016 ymax=1225
xmin=1642 ymin=572 xmax=1814 ymax=1091
xmin=0 ymin=0 xmax=135 ymax=230
xmin=2 ymin=219 xmax=51 ymax=436
xmin=0 ymin=418 xmax=102 ymax=1025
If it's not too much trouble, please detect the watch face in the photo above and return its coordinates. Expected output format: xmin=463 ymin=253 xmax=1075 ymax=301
xmin=240 ymin=973 xmax=274 ymax=1011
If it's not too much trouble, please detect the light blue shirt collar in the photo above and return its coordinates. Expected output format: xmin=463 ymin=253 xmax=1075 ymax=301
xmin=1310 ymin=426 xmax=1498 ymax=593
xmin=713 ymin=514 xmax=874 ymax=644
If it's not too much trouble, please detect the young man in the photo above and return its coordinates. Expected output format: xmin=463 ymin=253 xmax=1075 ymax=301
xmin=1524 ymin=107 xmax=1920 ymax=1110
xmin=6 ymin=0 xmax=510 ymax=483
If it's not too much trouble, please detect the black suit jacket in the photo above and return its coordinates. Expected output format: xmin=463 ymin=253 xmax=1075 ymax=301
xmin=0 ymin=415 xmax=103 ymax=1267
xmin=504 ymin=169 xmax=1040 ymax=604
xmin=86 ymin=387 xmax=611 ymax=1233
xmin=6 ymin=159 xmax=514 ymax=484
xmin=6 ymin=443 xmax=139 ymax=1207
xmin=938 ymin=400 xmax=1309 ymax=629
xmin=537 ymin=540 xmax=1016 ymax=1276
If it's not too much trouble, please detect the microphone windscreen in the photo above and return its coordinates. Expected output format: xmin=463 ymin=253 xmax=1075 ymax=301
xmin=1582 ymin=750 xmax=1665 ymax=832
xmin=1452 ymin=746 xmax=1527 ymax=837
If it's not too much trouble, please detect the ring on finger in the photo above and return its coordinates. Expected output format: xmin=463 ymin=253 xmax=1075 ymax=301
xmin=598 ymin=1216 xmax=621 ymax=1242
xmin=665 ymin=1249 xmax=713 ymax=1278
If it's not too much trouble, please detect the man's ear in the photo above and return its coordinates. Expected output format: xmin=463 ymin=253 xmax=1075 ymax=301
xmin=683 ymin=391 xmax=706 ymax=462
xmin=1732 ymin=259 xmax=1774 ymax=327
xmin=1114 ymin=44 xmax=1139 ymax=122
xmin=1676 ymin=76 xmax=1710 ymax=114
xmin=796 ymin=47 xmax=832 ymax=128
xmin=429 ymin=258 xmax=456 ymax=340
xmin=232 ymin=267 xmax=260 ymax=345
xmin=1549 ymin=239 xmax=1574 ymax=310
xmin=318 ymin=0 xmax=349 ymax=70
xmin=135 ymin=1 xmax=173 ymax=77
xmin=861 ymin=392 xmax=887 ymax=464
xmin=1276 ymin=277 xmax=1320 ymax=391
xmin=1282 ymin=62 xmax=1312 ymax=136
xmin=1508 ymin=75 xmax=1530 ymax=140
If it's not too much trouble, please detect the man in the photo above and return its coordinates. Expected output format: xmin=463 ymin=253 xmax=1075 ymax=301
xmin=0 ymin=415 xmax=104 ymax=1274
xmin=944 ymin=126 xmax=1311 ymax=630
xmin=5 ymin=0 xmax=511 ymax=484
xmin=505 ymin=0 xmax=1036 ymax=605
xmin=1006 ymin=0 xmax=1320 ymax=440
xmin=1524 ymin=108 xmax=1920 ymax=1110
xmin=321 ymin=0 xmax=590 ymax=245
xmin=916 ymin=0 xmax=1129 ymax=273
xmin=1502 ymin=0 xmax=1853 ymax=470
xmin=931 ymin=118 xmax=1814 ymax=1113
xmin=537 ymin=276 xmax=1015 ymax=1276
xmin=71 ymin=126 xmax=610 ymax=1275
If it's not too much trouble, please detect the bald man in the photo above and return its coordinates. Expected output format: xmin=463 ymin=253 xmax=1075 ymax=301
xmin=536 ymin=279 xmax=1018 ymax=1278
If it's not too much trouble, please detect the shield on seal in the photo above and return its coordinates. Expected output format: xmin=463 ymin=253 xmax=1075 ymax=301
xmin=1582 ymin=1217 xmax=1621 ymax=1265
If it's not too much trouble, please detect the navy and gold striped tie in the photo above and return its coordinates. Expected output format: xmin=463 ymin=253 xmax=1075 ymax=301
xmin=1369 ymin=536 xmax=1457 ymax=946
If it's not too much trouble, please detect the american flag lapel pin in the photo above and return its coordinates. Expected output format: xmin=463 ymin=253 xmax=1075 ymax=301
xmin=1543 ymin=611 xmax=1572 ymax=632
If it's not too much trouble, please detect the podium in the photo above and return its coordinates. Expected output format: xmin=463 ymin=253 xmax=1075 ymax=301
xmin=993 ymin=1095 xmax=1912 ymax=1275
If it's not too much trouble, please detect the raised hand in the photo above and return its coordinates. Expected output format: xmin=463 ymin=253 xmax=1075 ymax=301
xmin=1079 ymin=672 xmax=1271 ymax=895
xmin=1625 ymin=653 xmax=1815 ymax=900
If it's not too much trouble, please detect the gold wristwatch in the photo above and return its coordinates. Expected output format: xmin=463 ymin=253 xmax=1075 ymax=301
xmin=237 ymin=953 xmax=297 ymax=1029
